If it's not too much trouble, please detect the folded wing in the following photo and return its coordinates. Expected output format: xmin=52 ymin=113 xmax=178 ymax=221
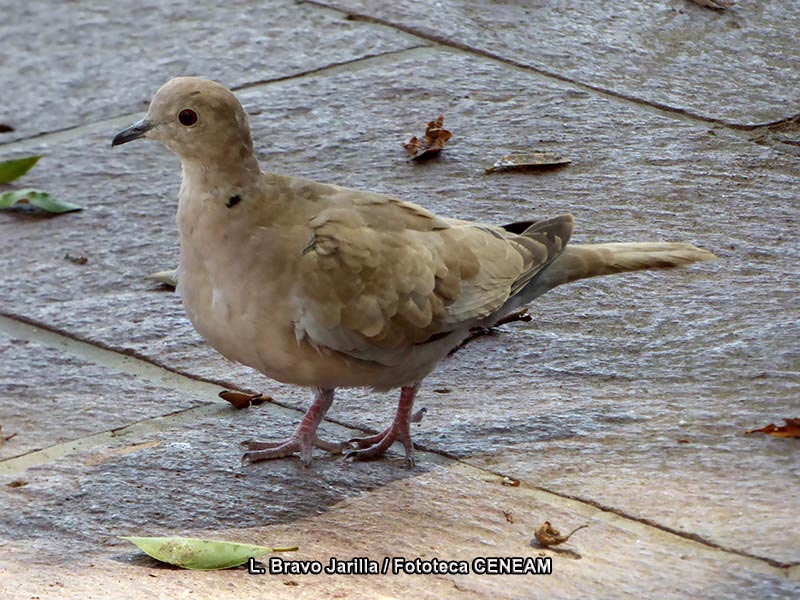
xmin=291 ymin=192 xmax=571 ymax=365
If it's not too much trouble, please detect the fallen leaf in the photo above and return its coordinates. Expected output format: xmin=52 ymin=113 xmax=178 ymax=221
xmin=0 ymin=426 xmax=16 ymax=447
xmin=219 ymin=390 xmax=270 ymax=409
xmin=485 ymin=152 xmax=571 ymax=174
xmin=503 ymin=511 xmax=514 ymax=524
xmin=403 ymin=114 xmax=452 ymax=160
xmin=501 ymin=476 xmax=520 ymax=487
xmin=690 ymin=0 xmax=735 ymax=9
xmin=0 ymin=156 xmax=41 ymax=184
xmin=64 ymin=253 xmax=88 ymax=265
xmin=746 ymin=418 xmax=800 ymax=439
xmin=432 ymin=388 xmax=451 ymax=394
xmin=145 ymin=269 xmax=178 ymax=287
xmin=120 ymin=536 xmax=298 ymax=570
xmin=534 ymin=522 xmax=588 ymax=547
xmin=0 ymin=189 xmax=82 ymax=213
xmin=6 ymin=479 xmax=27 ymax=488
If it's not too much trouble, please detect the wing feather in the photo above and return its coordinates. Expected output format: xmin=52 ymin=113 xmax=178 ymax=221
xmin=291 ymin=194 xmax=568 ymax=365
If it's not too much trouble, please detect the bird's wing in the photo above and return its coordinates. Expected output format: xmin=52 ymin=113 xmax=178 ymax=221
xmin=290 ymin=190 xmax=568 ymax=366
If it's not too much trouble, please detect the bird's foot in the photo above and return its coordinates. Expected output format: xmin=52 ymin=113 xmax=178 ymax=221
xmin=346 ymin=407 xmax=426 ymax=467
xmin=241 ymin=388 xmax=340 ymax=466
xmin=242 ymin=435 xmax=349 ymax=467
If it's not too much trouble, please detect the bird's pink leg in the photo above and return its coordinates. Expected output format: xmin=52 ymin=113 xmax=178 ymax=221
xmin=347 ymin=385 xmax=423 ymax=466
xmin=242 ymin=388 xmax=345 ymax=466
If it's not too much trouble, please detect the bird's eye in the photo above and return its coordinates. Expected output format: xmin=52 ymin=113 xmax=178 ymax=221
xmin=178 ymin=109 xmax=198 ymax=126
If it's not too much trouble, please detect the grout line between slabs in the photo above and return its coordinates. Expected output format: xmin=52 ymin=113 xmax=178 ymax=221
xmin=449 ymin=462 xmax=798 ymax=576
xmin=0 ymin=46 xmax=430 ymax=154
xmin=0 ymin=37 xmax=791 ymax=159
xmin=304 ymin=0 xmax=800 ymax=132
xmin=1 ymin=312 xmax=796 ymax=575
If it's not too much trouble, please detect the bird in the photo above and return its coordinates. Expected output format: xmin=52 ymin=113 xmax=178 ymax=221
xmin=112 ymin=77 xmax=715 ymax=467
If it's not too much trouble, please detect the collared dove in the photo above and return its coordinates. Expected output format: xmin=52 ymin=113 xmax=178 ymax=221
xmin=113 ymin=77 xmax=715 ymax=467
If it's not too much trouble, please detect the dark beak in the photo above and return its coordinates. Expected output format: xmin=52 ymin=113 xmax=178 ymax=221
xmin=111 ymin=118 xmax=153 ymax=147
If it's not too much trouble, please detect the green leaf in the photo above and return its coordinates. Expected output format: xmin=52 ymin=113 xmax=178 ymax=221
xmin=119 ymin=536 xmax=298 ymax=570
xmin=0 ymin=156 xmax=41 ymax=184
xmin=0 ymin=188 xmax=82 ymax=213
xmin=145 ymin=269 xmax=178 ymax=287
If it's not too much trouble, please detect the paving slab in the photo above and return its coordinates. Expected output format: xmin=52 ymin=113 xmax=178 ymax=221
xmin=1 ymin=47 xmax=798 ymax=573
xmin=0 ymin=0 xmax=421 ymax=142
xmin=312 ymin=0 xmax=800 ymax=124
xmin=2 ymin=6 xmax=799 ymax=595
xmin=1 ymin=440 xmax=795 ymax=599
xmin=0 ymin=334 xmax=206 ymax=460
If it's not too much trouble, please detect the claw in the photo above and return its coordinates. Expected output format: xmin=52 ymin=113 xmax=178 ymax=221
xmin=242 ymin=438 xmax=308 ymax=464
xmin=240 ymin=388 xmax=336 ymax=466
xmin=242 ymin=439 xmax=283 ymax=450
xmin=348 ymin=428 xmax=388 ymax=449
xmin=345 ymin=434 xmax=415 ymax=467
xmin=343 ymin=385 xmax=420 ymax=467
xmin=241 ymin=434 xmax=345 ymax=466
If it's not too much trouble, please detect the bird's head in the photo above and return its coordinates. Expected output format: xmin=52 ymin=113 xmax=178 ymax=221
xmin=112 ymin=77 xmax=255 ymax=166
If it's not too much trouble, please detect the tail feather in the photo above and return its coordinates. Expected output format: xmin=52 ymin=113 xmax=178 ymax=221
xmin=553 ymin=242 xmax=716 ymax=284
xmin=517 ymin=241 xmax=716 ymax=303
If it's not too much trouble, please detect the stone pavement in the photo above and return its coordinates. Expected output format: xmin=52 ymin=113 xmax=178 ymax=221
xmin=1 ymin=1 xmax=798 ymax=598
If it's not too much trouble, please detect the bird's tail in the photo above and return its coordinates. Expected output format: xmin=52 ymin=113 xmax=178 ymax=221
xmin=551 ymin=242 xmax=716 ymax=283
xmin=518 ymin=241 xmax=716 ymax=303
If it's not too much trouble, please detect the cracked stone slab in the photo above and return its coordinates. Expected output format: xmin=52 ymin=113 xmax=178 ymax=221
xmin=0 ymin=0 xmax=421 ymax=142
xmin=313 ymin=0 xmax=800 ymax=124
xmin=0 ymin=334 xmax=206 ymax=460
xmin=0 ymin=48 xmax=798 ymax=566
xmin=1 ymin=448 xmax=796 ymax=599
xmin=0 ymin=405 xmax=431 ymax=561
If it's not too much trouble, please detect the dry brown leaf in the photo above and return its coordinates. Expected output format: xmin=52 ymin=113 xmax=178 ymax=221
xmin=403 ymin=114 xmax=452 ymax=160
xmin=534 ymin=521 xmax=588 ymax=547
xmin=485 ymin=152 xmax=571 ymax=174
xmin=503 ymin=511 xmax=514 ymax=524
xmin=0 ymin=424 xmax=16 ymax=448
xmin=64 ymin=253 xmax=88 ymax=265
xmin=219 ymin=390 xmax=270 ymax=409
xmin=501 ymin=476 xmax=520 ymax=487
xmin=746 ymin=418 xmax=800 ymax=439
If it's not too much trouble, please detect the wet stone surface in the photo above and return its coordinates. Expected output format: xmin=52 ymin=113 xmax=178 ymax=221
xmin=0 ymin=0 xmax=420 ymax=142
xmin=0 ymin=405 xmax=425 ymax=562
xmin=316 ymin=0 xmax=800 ymax=124
xmin=2 ymin=459 xmax=796 ymax=599
xmin=1 ymin=49 xmax=798 ymax=570
xmin=0 ymin=335 xmax=206 ymax=460
xmin=1 ymin=2 xmax=798 ymax=598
